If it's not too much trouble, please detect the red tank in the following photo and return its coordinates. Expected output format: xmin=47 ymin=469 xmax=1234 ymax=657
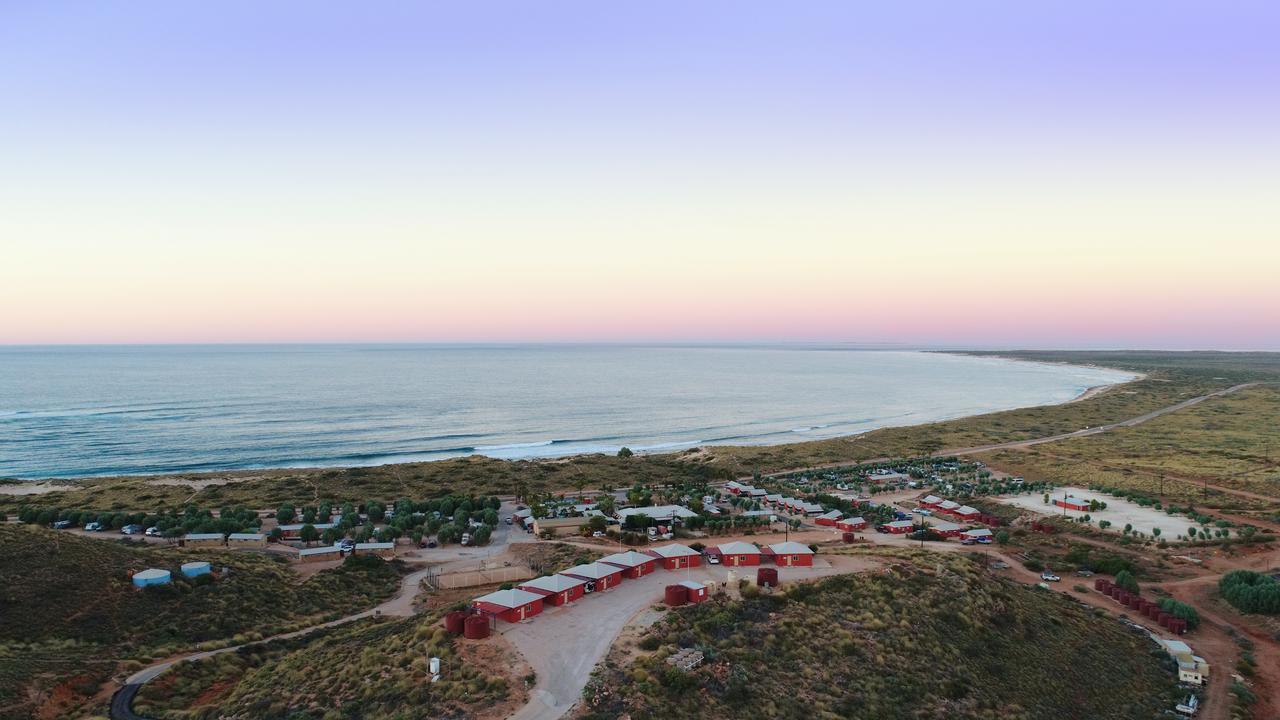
xmin=464 ymin=614 xmax=490 ymax=640
xmin=757 ymin=567 xmax=779 ymax=588
xmin=664 ymin=584 xmax=688 ymax=606
xmin=444 ymin=610 xmax=468 ymax=635
xmin=842 ymin=532 xmax=856 ymax=543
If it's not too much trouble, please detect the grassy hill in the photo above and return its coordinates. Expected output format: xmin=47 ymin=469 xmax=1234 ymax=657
xmin=0 ymin=525 xmax=404 ymax=718
xmin=583 ymin=552 xmax=1181 ymax=720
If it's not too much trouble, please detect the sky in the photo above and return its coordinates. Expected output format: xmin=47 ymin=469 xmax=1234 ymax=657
xmin=1 ymin=1 xmax=1277 ymax=348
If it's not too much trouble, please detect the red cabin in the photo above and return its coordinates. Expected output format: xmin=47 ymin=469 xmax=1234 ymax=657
xmin=600 ymin=550 xmax=658 ymax=579
xmin=680 ymin=580 xmax=709 ymax=603
xmin=472 ymin=588 xmax=544 ymax=623
xmin=879 ymin=520 xmax=914 ymax=534
xmin=814 ymin=510 xmax=843 ymax=527
xmin=644 ymin=543 xmax=702 ymax=570
xmin=764 ymin=541 xmax=814 ymax=567
xmin=712 ymin=541 xmax=761 ymax=567
xmin=836 ymin=516 xmax=867 ymax=532
xmin=518 ymin=574 xmax=587 ymax=606
xmin=562 ymin=562 xmax=624 ymax=592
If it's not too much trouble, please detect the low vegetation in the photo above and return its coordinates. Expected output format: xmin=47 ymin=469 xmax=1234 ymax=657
xmin=0 ymin=525 xmax=405 ymax=718
xmin=584 ymin=552 xmax=1181 ymax=719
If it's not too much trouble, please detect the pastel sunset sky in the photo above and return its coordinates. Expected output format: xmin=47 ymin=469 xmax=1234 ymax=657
xmin=2 ymin=2 xmax=1276 ymax=347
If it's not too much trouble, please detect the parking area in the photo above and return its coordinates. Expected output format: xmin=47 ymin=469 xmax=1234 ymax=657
xmin=501 ymin=554 xmax=878 ymax=720
xmin=996 ymin=487 xmax=1198 ymax=538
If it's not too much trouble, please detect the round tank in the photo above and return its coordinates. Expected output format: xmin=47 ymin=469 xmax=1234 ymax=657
xmin=664 ymin=584 xmax=688 ymax=606
xmin=757 ymin=567 xmax=779 ymax=588
xmin=841 ymin=532 xmax=856 ymax=543
xmin=1157 ymin=612 xmax=1172 ymax=627
xmin=1093 ymin=579 xmax=1108 ymax=591
xmin=444 ymin=610 xmax=468 ymax=635
xmin=463 ymin=614 xmax=490 ymax=640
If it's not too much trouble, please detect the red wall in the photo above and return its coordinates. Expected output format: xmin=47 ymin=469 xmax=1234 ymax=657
xmin=656 ymin=555 xmax=700 ymax=570
xmin=474 ymin=599 xmax=543 ymax=623
xmin=724 ymin=553 xmax=761 ymax=567
xmin=775 ymin=553 xmax=814 ymax=567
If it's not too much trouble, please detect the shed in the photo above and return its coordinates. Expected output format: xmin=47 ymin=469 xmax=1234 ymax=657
xmin=599 ymin=550 xmax=658 ymax=579
xmin=133 ymin=568 xmax=172 ymax=587
xmin=277 ymin=522 xmax=337 ymax=539
xmin=180 ymin=561 xmax=211 ymax=578
xmin=1054 ymin=496 xmax=1091 ymax=512
xmin=919 ymin=495 xmax=943 ymax=508
xmin=562 ymin=562 xmax=624 ymax=592
xmin=952 ymin=505 xmax=980 ymax=519
xmin=227 ymin=532 xmax=266 ymax=548
xmin=353 ymin=542 xmax=395 ymax=559
xmin=879 ymin=520 xmax=915 ymax=534
xmin=519 ymin=574 xmax=588 ymax=606
xmin=299 ymin=546 xmax=344 ymax=562
xmin=927 ymin=519 xmax=963 ymax=537
xmin=679 ymin=580 xmax=709 ymax=603
xmin=712 ymin=541 xmax=761 ymax=567
xmin=472 ymin=588 xmax=544 ymax=623
xmin=936 ymin=500 xmax=961 ymax=513
xmin=765 ymin=541 xmax=815 ymax=567
xmin=532 ymin=516 xmax=592 ymax=537
xmin=645 ymin=543 xmax=702 ymax=570
xmin=960 ymin=528 xmax=994 ymax=543
xmin=616 ymin=505 xmax=698 ymax=524
xmin=181 ymin=533 xmax=225 ymax=548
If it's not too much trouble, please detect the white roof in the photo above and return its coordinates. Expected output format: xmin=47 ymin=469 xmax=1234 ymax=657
xmin=838 ymin=516 xmax=866 ymax=525
xmin=715 ymin=541 xmax=760 ymax=555
xmin=600 ymin=550 xmax=654 ymax=568
xmin=134 ymin=568 xmax=170 ymax=580
xmin=922 ymin=495 xmax=943 ymax=504
xmin=928 ymin=520 xmax=962 ymax=532
xmin=740 ymin=510 xmax=773 ymax=517
xmin=725 ymin=481 xmax=744 ymax=490
xmin=768 ymin=541 xmax=813 ymax=555
xmin=962 ymin=528 xmax=994 ymax=537
xmin=954 ymin=505 xmax=979 ymax=515
xmin=277 ymin=523 xmax=337 ymax=531
xmin=885 ymin=520 xmax=915 ymax=528
xmin=617 ymin=505 xmax=697 ymax=521
xmin=1062 ymin=496 xmax=1090 ymax=505
xmin=646 ymin=543 xmax=699 ymax=558
xmin=355 ymin=542 xmax=394 ymax=550
xmin=520 ymin=574 xmax=587 ymax=593
xmin=474 ymin=588 xmax=544 ymax=609
xmin=184 ymin=533 xmax=223 ymax=540
xmin=181 ymin=561 xmax=210 ymax=570
xmin=561 ymin=562 xmax=622 ymax=580
xmin=817 ymin=510 xmax=843 ymax=520
xmin=937 ymin=500 xmax=960 ymax=510
xmin=299 ymin=546 xmax=342 ymax=556
xmin=1163 ymin=639 xmax=1194 ymax=656
xmin=800 ymin=502 xmax=825 ymax=513
xmin=748 ymin=488 xmax=767 ymax=496
xmin=765 ymin=494 xmax=783 ymax=502
xmin=678 ymin=580 xmax=706 ymax=591
xmin=227 ymin=533 xmax=265 ymax=540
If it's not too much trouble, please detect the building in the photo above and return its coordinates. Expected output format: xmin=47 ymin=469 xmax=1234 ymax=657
xmin=919 ymin=495 xmax=943 ymax=508
xmin=952 ymin=505 xmax=980 ymax=521
xmin=519 ymin=574 xmax=587 ymax=606
xmin=936 ymin=500 xmax=961 ymax=514
xmin=600 ymin=550 xmax=658 ymax=579
xmin=960 ymin=528 xmax=994 ymax=543
xmin=814 ymin=509 xmax=844 ymax=527
xmin=353 ymin=542 xmax=396 ymax=559
xmin=299 ymin=546 xmax=344 ymax=563
xmin=472 ymin=588 xmax=544 ymax=623
xmin=616 ymin=505 xmax=698 ymax=524
xmin=836 ymin=516 xmax=867 ymax=532
xmin=712 ymin=541 xmax=761 ymax=567
xmin=927 ymin=519 xmax=963 ymax=537
xmin=725 ymin=480 xmax=746 ymax=494
xmin=765 ymin=541 xmax=815 ymax=566
xmin=513 ymin=508 xmax=533 ymax=527
xmin=747 ymin=487 xmax=768 ymax=498
xmin=532 ymin=516 xmax=593 ymax=537
xmin=180 ymin=561 xmax=211 ymax=578
xmin=1162 ymin=639 xmax=1210 ymax=685
xmin=1054 ymin=496 xmax=1091 ymax=512
xmin=181 ymin=533 xmax=225 ymax=548
xmin=645 ymin=543 xmax=702 ymax=570
xmin=680 ymin=580 xmax=709 ymax=603
xmin=799 ymin=502 xmax=825 ymax=515
xmin=132 ymin=568 xmax=172 ymax=587
xmin=227 ymin=532 xmax=267 ymax=548
xmin=765 ymin=494 xmax=783 ymax=505
xmin=867 ymin=471 xmax=910 ymax=483
xmin=562 ymin=562 xmax=624 ymax=592
xmin=879 ymin=520 xmax=915 ymax=534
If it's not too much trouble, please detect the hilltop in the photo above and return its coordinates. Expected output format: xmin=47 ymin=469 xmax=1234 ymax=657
xmin=583 ymin=552 xmax=1181 ymax=720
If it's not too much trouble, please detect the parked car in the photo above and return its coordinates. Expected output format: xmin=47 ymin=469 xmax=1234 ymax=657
xmin=504 ymin=516 xmax=513 ymax=525
xmin=1041 ymin=570 xmax=1061 ymax=582
xmin=461 ymin=533 xmax=472 ymax=546
xmin=84 ymin=522 xmax=104 ymax=531
xmin=707 ymin=555 xmax=721 ymax=565
xmin=339 ymin=539 xmax=355 ymax=552
xmin=592 ymin=531 xmax=605 ymax=538
xmin=144 ymin=526 xmax=161 ymax=536
xmin=53 ymin=520 xmax=73 ymax=530
xmin=121 ymin=524 xmax=143 ymax=535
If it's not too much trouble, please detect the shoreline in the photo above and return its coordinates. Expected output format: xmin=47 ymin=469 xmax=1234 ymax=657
xmin=1 ymin=354 xmax=1141 ymax=488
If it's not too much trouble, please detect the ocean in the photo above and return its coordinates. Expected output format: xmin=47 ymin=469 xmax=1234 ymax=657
xmin=0 ymin=345 xmax=1134 ymax=480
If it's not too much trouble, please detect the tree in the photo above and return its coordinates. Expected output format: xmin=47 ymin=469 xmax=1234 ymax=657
xmin=299 ymin=524 xmax=319 ymax=546
xmin=1152 ymin=527 xmax=1161 ymax=538
xmin=1114 ymin=569 xmax=1140 ymax=594
xmin=277 ymin=506 xmax=296 ymax=524
xmin=617 ymin=447 xmax=634 ymax=458
xmin=995 ymin=530 xmax=1010 ymax=546
xmin=365 ymin=500 xmax=385 ymax=523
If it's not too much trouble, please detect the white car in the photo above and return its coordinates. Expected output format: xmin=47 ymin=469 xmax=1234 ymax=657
xmin=1040 ymin=570 xmax=1061 ymax=582
xmin=144 ymin=526 xmax=161 ymax=536
xmin=707 ymin=555 xmax=721 ymax=565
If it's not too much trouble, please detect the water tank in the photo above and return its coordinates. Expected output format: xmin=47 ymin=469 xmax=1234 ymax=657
xmin=444 ymin=611 xmax=468 ymax=635
xmin=429 ymin=657 xmax=441 ymax=676
xmin=841 ymin=532 xmax=856 ymax=543
xmin=464 ymin=614 xmax=490 ymax=640
xmin=1093 ymin=579 xmax=1108 ymax=591
xmin=757 ymin=567 xmax=779 ymax=588
xmin=664 ymin=584 xmax=688 ymax=606
xmin=1157 ymin=612 xmax=1172 ymax=627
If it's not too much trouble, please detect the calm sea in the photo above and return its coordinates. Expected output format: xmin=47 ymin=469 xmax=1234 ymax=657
xmin=0 ymin=346 xmax=1133 ymax=480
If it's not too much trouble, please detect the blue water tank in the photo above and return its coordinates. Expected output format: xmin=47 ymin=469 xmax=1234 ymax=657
xmin=181 ymin=561 xmax=211 ymax=578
